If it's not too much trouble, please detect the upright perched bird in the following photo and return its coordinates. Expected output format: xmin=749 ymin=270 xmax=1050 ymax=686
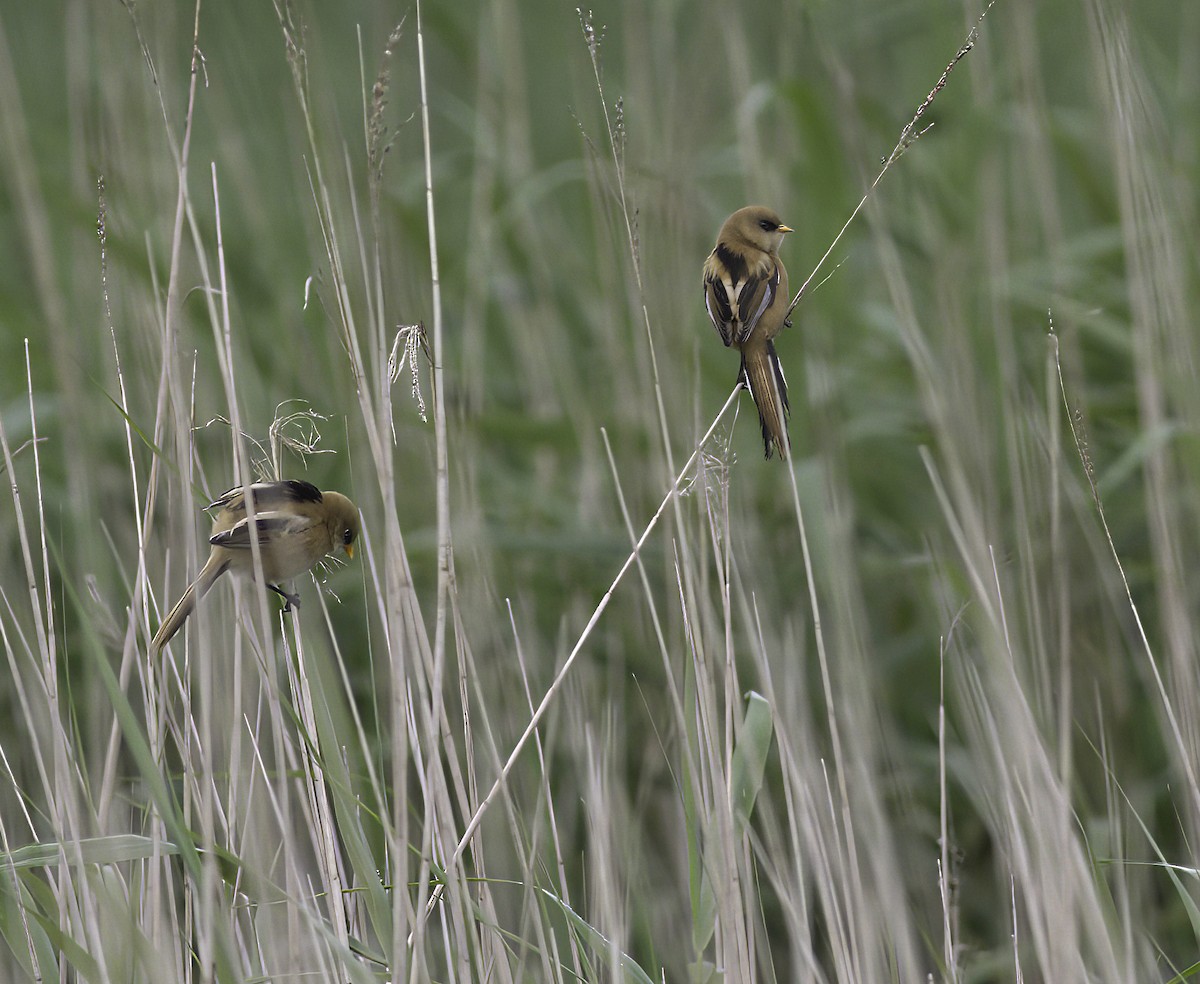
xmin=152 ymin=479 xmax=360 ymax=650
xmin=702 ymin=205 xmax=794 ymax=458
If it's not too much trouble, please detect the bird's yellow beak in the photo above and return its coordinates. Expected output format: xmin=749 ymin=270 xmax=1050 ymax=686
xmin=778 ymin=224 xmax=794 ymax=234
xmin=344 ymin=544 xmax=355 ymax=560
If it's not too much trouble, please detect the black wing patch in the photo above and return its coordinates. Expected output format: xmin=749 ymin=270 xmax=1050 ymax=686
xmin=713 ymin=242 xmax=747 ymax=284
xmin=277 ymin=479 xmax=323 ymax=504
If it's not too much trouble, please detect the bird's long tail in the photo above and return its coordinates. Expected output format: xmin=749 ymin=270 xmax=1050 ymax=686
xmin=152 ymin=555 xmax=229 ymax=651
xmin=740 ymin=339 xmax=790 ymax=459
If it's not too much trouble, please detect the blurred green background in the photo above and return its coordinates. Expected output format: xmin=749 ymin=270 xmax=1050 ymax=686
xmin=1 ymin=0 xmax=1199 ymax=978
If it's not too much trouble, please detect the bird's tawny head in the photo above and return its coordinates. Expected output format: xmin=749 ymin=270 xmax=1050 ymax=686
xmin=322 ymin=491 xmax=361 ymax=560
xmin=717 ymin=205 xmax=793 ymax=256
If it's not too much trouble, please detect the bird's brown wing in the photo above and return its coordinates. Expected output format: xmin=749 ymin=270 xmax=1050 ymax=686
xmin=730 ymin=262 xmax=780 ymax=345
xmin=207 ymin=480 xmax=323 ymax=514
xmin=703 ymin=247 xmax=780 ymax=346
xmin=210 ymin=512 xmax=314 ymax=550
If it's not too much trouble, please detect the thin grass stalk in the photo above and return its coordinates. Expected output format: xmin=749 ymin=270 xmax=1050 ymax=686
xmin=505 ymin=599 xmax=584 ymax=979
xmin=408 ymin=4 xmax=477 ymax=978
xmin=447 ymin=385 xmax=742 ymax=869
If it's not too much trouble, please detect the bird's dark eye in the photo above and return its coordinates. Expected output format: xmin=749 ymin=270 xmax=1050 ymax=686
xmin=343 ymin=529 xmax=355 ymax=546
xmin=759 ymin=220 xmax=776 ymax=231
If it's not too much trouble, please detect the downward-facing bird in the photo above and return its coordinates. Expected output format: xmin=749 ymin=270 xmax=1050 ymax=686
xmin=152 ymin=479 xmax=359 ymax=650
xmin=702 ymin=205 xmax=794 ymax=459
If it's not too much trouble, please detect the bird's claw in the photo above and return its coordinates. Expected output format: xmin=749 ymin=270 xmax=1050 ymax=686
xmin=269 ymin=583 xmax=302 ymax=613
